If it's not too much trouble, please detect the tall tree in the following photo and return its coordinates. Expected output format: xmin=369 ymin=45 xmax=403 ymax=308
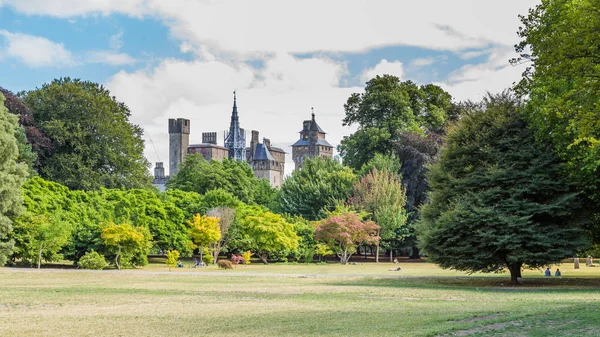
xmin=13 ymin=213 xmax=71 ymax=269
xmin=514 ymin=0 xmax=600 ymax=218
xmin=349 ymin=168 xmax=407 ymax=262
xmin=1 ymin=87 xmax=52 ymax=171
xmin=418 ymin=93 xmax=589 ymax=285
xmin=22 ymin=78 xmax=150 ymax=190
xmin=206 ymin=207 xmax=236 ymax=263
xmin=339 ymin=76 xmax=452 ymax=170
xmin=0 ymin=93 xmax=29 ymax=265
xmin=101 ymin=222 xmax=150 ymax=270
xmin=277 ymin=157 xmax=356 ymax=220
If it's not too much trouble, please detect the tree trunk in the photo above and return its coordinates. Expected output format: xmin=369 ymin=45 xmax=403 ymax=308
xmin=259 ymin=253 xmax=268 ymax=265
xmin=37 ymin=245 xmax=43 ymax=269
xmin=376 ymin=244 xmax=380 ymax=263
xmin=508 ymin=263 xmax=522 ymax=285
xmin=115 ymin=246 xmax=121 ymax=270
xmin=199 ymin=245 xmax=203 ymax=263
xmin=410 ymin=245 xmax=420 ymax=259
xmin=212 ymin=243 xmax=220 ymax=264
xmin=390 ymin=249 xmax=393 ymax=263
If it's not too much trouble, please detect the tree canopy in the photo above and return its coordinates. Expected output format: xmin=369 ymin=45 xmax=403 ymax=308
xmin=22 ymin=78 xmax=150 ymax=190
xmin=0 ymin=92 xmax=29 ymax=265
xmin=418 ymin=93 xmax=589 ymax=284
xmin=277 ymin=157 xmax=356 ymax=220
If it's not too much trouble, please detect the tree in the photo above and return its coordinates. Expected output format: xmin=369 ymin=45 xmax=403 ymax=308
xmin=101 ymin=222 xmax=150 ymax=270
xmin=1 ymin=86 xmax=52 ymax=171
xmin=167 ymin=154 xmax=272 ymax=206
xmin=315 ymin=211 xmax=379 ymax=265
xmin=165 ymin=250 xmax=180 ymax=271
xmin=0 ymin=92 xmax=28 ymax=266
xmin=349 ymin=168 xmax=407 ymax=262
xmin=13 ymin=213 xmax=71 ymax=268
xmin=417 ymin=93 xmax=589 ymax=284
xmin=339 ymin=76 xmax=452 ymax=170
xmin=277 ymin=157 xmax=356 ymax=220
xmin=22 ymin=78 xmax=150 ymax=190
xmin=188 ymin=214 xmax=221 ymax=263
xmin=237 ymin=206 xmax=299 ymax=264
xmin=513 ymin=0 xmax=600 ymax=239
xmin=206 ymin=207 xmax=236 ymax=263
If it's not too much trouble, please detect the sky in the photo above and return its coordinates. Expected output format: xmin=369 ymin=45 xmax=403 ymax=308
xmin=0 ymin=0 xmax=540 ymax=176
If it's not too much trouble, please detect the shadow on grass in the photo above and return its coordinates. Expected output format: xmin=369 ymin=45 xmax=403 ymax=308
xmin=327 ymin=276 xmax=600 ymax=293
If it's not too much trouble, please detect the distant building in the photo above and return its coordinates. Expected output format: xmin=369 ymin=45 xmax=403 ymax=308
xmin=246 ymin=130 xmax=285 ymax=188
xmin=291 ymin=111 xmax=333 ymax=170
xmin=153 ymin=91 xmax=286 ymax=188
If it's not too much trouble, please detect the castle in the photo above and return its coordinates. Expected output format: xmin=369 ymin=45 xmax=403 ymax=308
xmin=153 ymin=93 xmax=333 ymax=190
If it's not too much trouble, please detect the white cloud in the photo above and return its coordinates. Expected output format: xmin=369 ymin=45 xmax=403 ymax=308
xmin=1 ymin=0 xmax=540 ymax=56
xmin=410 ymin=57 xmax=436 ymax=68
xmin=86 ymin=50 xmax=137 ymax=65
xmin=361 ymin=59 xmax=404 ymax=83
xmin=106 ymin=54 xmax=358 ymax=176
xmin=109 ymin=31 xmax=123 ymax=50
xmin=0 ymin=30 xmax=75 ymax=67
xmin=436 ymin=47 xmax=523 ymax=101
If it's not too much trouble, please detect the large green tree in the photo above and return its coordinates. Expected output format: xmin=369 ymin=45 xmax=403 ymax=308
xmin=277 ymin=157 xmax=356 ymax=220
xmin=339 ymin=76 xmax=452 ymax=170
xmin=514 ymin=0 xmax=600 ymax=214
xmin=418 ymin=93 xmax=589 ymax=285
xmin=22 ymin=78 xmax=150 ymax=190
xmin=0 ymin=93 xmax=29 ymax=265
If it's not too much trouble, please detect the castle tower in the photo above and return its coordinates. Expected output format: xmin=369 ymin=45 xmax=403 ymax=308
xmin=224 ymin=91 xmax=246 ymax=161
xmin=169 ymin=118 xmax=190 ymax=176
xmin=291 ymin=109 xmax=333 ymax=170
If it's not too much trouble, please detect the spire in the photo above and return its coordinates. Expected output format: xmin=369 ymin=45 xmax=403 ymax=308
xmin=224 ymin=89 xmax=246 ymax=161
xmin=232 ymin=90 xmax=238 ymax=117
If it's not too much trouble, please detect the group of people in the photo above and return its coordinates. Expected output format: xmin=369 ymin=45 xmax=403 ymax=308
xmin=545 ymin=268 xmax=561 ymax=277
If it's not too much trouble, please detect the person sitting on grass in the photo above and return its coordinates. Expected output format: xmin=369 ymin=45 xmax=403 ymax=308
xmin=544 ymin=267 xmax=551 ymax=276
xmin=388 ymin=267 xmax=402 ymax=271
xmin=555 ymin=269 xmax=561 ymax=277
xmin=177 ymin=260 xmax=184 ymax=268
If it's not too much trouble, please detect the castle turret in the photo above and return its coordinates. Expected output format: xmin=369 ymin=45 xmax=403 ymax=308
xmin=291 ymin=109 xmax=333 ymax=170
xmin=169 ymin=118 xmax=190 ymax=176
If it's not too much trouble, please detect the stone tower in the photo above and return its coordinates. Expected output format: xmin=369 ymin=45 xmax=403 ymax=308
xmin=291 ymin=110 xmax=333 ymax=170
xmin=224 ymin=91 xmax=246 ymax=161
xmin=169 ymin=118 xmax=190 ymax=176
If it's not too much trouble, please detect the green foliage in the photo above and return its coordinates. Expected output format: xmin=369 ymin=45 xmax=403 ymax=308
xmin=165 ymin=250 xmax=180 ymax=270
xmin=315 ymin=211 xmax=380 ymax=264
xmin=167 ymin=155 xmax=273 ymax=206
xmin=418 ymin=93 xmax=589 ymax=284
xmin=339 ymin=76 xmax=453 ymax=170
xmin=237 ymin=205 xmax=299 ymax=264
xmin=77 ymin=250 xmax=107 ymax=270
xmin=0 ymin=92 xmax=28 ymax=266
xmin=358 ymin=153 xmax=401 ymax=178
xmin=22 ymin=77 xmax=151 ymax=190
xmin=12 ymin=213 xmax=71 ymax=268
xmin=101 ymin=222 xmax=151 ymax=270
xmin=277 ymin=157 xmax=356 ymax=220
xmin=14 ymin=125 xmax=37 ymax=176
xmin=201 ymin=247 xmax=213 ymax=265
xmin=514 ymin=0 xmax=600 ymax=239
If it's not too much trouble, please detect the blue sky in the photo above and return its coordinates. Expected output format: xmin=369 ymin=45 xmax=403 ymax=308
xmin=0 ymin=0 xmax=540 ymax=175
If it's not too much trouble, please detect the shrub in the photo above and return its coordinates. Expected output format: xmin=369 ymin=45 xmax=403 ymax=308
xmin=217 ymin=260 xmax=233 ymax=269
xmin=202 ymin=247 xmax=213 ymax=265
xmin=242 ymin=251 xmax=252 ymax=265
xmin=166 ymin=250 xmax=180 ymax=271
xmin=77 ymin=250 xmax=108 ymax=270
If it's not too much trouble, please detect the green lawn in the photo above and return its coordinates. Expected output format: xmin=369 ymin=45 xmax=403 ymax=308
xmin=0 ymin=261 xmax=599 ymax=336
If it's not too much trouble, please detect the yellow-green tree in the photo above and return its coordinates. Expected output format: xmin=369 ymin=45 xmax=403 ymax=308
xmin=101 ymin=222 xmax=149 ymax=270
xmin=238 ymin=206 xmax=299 ymax=264
xmin=165 ymin=250 xmax=180 ymax=271
xmin=188 ymin=214 xmax=221 ymax=264
xmin=14 ymin=213 xmax=71 ymax=269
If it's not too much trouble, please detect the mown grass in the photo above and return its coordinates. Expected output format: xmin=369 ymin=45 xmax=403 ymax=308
xmin=0 ymin=261 xmax=599 ymax=336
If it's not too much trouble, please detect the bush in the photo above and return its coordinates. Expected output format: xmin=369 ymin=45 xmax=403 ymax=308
xmin=242 ymin=251 xmax=252 ymax=265
xmin=166 ymin=250 xmax=180 ymax=270
xmin=202 ymin=247 xmax=213 ymax=265
xmin=217 ymin=260 xmax=233 ymax=269
xmin=78 ymin=251 xmax=108 ymax=270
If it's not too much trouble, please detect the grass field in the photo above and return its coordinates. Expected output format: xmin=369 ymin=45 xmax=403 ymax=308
xmin=1 ymin=261 xmax=599 ymax=336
